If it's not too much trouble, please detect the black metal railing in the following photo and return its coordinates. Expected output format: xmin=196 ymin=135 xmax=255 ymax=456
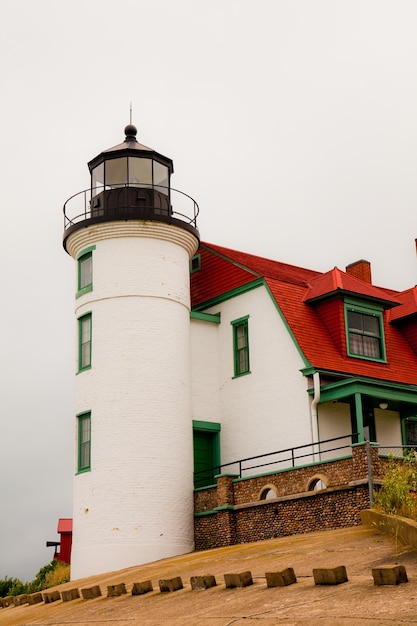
xmin=194 ymin=433 xmax=359 ymax=489
xmin=63 ymin=184 xmax=199 ymax=231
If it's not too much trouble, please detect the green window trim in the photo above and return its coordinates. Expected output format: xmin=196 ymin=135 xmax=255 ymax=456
xmin=344 ymin=300 xmax=386 ymax=363
xmin=192 ymin=278 xmax=264 ymax=312
xmin=76 ymin=245 xmax=96 ymax=260
xmin=78 ymin=312 xmax=92 ymax=372
xmin=76 ymin=245 xmax=95 ymax=298
xmin=193 ymin=420 xmax=221 ymax=432
xmin=190 ymin=253 xmax=201 ymax=273
xmin=231 ymin=315 xmax=251 ymax=377
xmin=402 ymin=417 xmax=417 ymax=447
xmin=77 ymin=411 xmax=91 ymax=473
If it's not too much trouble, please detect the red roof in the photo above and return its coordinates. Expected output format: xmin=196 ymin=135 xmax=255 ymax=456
xmin=191 ymin=243 xmax=417 ymax=385
xmin=57 ymin=518 xmax=73 ymax=533
xmin=303 ymin=267 xmax=399 ymax=306
xmin=191 ymin=242 xmax=320 ymax=307
xmin=388 ymin=287 xmax=417 ymax=322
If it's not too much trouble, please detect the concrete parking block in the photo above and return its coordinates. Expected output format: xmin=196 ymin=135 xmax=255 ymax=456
xmin=43 ymin=590 xmax=61 ymax=603
xmin=61 ymin=588 xmax=81 ymax=602
xmin=27 ymin=592 xmax=43 ymax=605
xmin=224 ymin=571 xmax=253 ymax=588
xmin=313 ymin=566 xmax=348 ymax=585
xmin=190 ymin=575 xmax=217 ymax=590
xmin=265 ymin=567 xmax=297 ymax=587
xmin=107 ymin=583 xmax=127 ymax=597
xmin=372 ymin=565 xmax=408 ymax=585
xmin=159 ymin=577 xmax=183 ymax=592
xmin=81 ymin=585 xmax=102 ymax=600
xmin=132 ymin=580 xmax=154 ymax=595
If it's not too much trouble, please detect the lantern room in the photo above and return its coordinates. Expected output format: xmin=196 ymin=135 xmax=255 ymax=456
xmin=88 ymin=124 xmax=173 ymax=218
xmin=63 ymin=125 xmax=199 ymax=251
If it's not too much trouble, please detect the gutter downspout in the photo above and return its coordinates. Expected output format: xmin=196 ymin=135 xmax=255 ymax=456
xmin=310 ymin=371 xmax=321 ymax=460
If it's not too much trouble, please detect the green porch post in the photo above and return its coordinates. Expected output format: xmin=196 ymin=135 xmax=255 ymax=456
xmin=355 ymin=392 xmax=365 ymax=442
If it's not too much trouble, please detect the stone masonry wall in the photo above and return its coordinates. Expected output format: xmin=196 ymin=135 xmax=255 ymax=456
xmin=194 ymin=443 xmax=383 ymax=551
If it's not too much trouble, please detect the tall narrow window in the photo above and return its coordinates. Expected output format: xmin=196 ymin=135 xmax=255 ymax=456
xmin=77 ymin=246 xmax=95 ymax=296
xmin=404 ymin=418 xmax=417 ymax=447
xmin=78 ymin=412 xmax=91 ymax=472
xmin=346 ymin=305 xmax=384 ymax=361
xmin=231 ymin=316 xmax=250 ymax=377
xmin=78 ymin=313 xmax=92 ymax=371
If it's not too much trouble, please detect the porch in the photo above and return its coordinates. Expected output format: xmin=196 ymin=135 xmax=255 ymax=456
xmin=193 ymin=439 xmax=409 ymax=551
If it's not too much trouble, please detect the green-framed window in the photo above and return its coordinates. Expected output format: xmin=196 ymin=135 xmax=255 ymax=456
xmin=193 ymin=420 xmax=221 ymax=488
xmin=231 ymin=315 xmax=250 ymax=377
xmin=402 ymin=417 xmax=417 ymax=447
xmin=190 ymin=254 xmax=201 ymax=273
xmin=77 ymin=412 xmax=91 ymax=472
xmin=78 ymin=313 xmax=92 ymax=371
xmin=77 ymin=246 xmax=95 ymax=297
xmin=345 ymin=302 xmax=385 ymax=362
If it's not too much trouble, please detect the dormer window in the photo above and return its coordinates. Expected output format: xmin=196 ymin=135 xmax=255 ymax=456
xmin=345 ymin=301 xmax=385 ymax=362
xmin=348 ymin=310 xmax=381 ymax=357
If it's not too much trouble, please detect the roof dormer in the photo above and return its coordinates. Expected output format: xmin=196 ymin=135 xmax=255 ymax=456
xmin=304 ymin=267 xmax=399 ymax=363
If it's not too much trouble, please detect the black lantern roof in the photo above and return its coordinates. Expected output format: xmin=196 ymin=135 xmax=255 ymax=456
xmin=87 ymin=125 xmax=174 ymax=174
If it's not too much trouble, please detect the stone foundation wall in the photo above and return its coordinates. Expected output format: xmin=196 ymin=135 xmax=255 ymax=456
xmin=194 ymin=443 xmax=383 ymax=551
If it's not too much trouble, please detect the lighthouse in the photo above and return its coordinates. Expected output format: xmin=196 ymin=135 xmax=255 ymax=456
xmin=63 ymin=125 xmax=200 ymax=579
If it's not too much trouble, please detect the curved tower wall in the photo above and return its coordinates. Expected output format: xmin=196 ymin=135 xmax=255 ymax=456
xmin=67 ymin=221 xmax=198 ymax=579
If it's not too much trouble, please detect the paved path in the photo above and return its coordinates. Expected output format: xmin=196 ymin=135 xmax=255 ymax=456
xmin=2 ymin=525 xmax=417 ymax=625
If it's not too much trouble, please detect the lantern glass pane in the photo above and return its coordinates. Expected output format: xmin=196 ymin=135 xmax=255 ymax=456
xmin=91 ymin=163 xmax=104 ymax=193
xmin=105 ymin=158 xmax=128 ymax=187
xmin=128 ymin=157 xmax=152 ymax=187
xmin=153 ymin=161 xmax=169 ymax=195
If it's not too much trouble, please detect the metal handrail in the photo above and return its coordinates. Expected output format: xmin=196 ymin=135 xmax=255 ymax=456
xmin=194 ymin=433 xmax=359 ymax=487
xmin=63 ymin=184 xmax=199 ymax=230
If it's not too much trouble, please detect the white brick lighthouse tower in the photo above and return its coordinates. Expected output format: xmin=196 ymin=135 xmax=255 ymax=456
xmin=63 ymin=125 xmax=200 ymax=579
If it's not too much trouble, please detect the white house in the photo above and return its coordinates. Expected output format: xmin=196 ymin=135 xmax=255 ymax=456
xmin=189 ymin=244 xmax=417 ymax=484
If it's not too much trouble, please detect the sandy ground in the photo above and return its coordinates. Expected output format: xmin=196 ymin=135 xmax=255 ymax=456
xmin=1 ymin=525 xmax=417 ymax=625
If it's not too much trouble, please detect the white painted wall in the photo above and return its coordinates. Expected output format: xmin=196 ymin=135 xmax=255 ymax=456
xmin=375 ymin=408 xmax=402 ymax=448
xmin=190 ymin=319 xmax=220 ymax=423
xmin=317 ymin=401 xmax=352 ymax=459
xmin=317 ymin=403 xmax=403 ymax=458
xmin=68 ymin=224 xmax=198 ymax=579
xmin=191 ymin=285 xmax=311 ymax=475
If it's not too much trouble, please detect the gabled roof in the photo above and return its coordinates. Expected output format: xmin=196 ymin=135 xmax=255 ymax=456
xmin=388 ymin=286 xmax=417 ymax=322
xmin=303 ymin=267 xmax=399 ymax=307
xmin=191 ymin=242 xmax=320 ymax=307
xmin=191 ymin=243 xmax=261 ymax=306
xmin=191 ymin=242 xmax=417 ymax=386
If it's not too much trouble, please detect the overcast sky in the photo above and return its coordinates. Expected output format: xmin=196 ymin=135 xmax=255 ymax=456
xmin=1 ymin=0 xmax=417 ymax=582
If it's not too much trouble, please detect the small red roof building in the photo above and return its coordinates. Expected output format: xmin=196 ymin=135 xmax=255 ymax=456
xmin=54 ymin=518 xmax=72 ymax=565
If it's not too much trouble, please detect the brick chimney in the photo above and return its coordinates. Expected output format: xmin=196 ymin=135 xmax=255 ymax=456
xmin=345 ymin=259 xmax=372 ymax=284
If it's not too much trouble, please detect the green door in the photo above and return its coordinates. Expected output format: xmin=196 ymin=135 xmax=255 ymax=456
xmin=193 ymin=431 xmax=217 ymax=488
